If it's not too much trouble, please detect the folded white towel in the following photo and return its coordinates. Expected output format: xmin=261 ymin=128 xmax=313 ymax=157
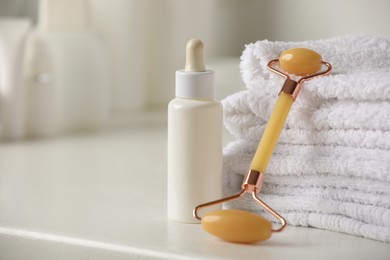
xmin=223 ymin=140 xmax=390 ymax=242
xmin=241 ymin=35 xmax=390 ymax=103
xmin=224 ymin=35 xmax=390 ymax=149
xmin=222 ymin=35 xmax=390 ymax=242
xmin=224 ymin=89 xmax=390 ymax=131
xmin=223 ymin=89 xmax=390 ymax=149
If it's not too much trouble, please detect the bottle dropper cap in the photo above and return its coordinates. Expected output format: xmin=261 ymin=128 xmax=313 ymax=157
xmin=176 ymin=39 xmax=214 ymax=99
xmin=185 ymin=39 xmax=206 ymax=72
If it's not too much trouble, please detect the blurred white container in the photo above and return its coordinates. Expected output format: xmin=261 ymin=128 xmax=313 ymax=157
xmin=0 ymin=19 xmax=31 ymax=140
xmin=37 ymin=32 xmax=110 ymax=133
xmin=25 ymin=0 xmax=110 ymax=137
xmin=24 ymin=30 xmax=57 ymax=137
xmin=89 ymin=0 xmax=147 ymax=112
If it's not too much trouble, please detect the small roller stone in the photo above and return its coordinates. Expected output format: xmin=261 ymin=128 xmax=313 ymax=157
xmin=279 ymin=48 xmax=322 ymax=76
xmin=201 ymin=209 xmax=272 ymax=243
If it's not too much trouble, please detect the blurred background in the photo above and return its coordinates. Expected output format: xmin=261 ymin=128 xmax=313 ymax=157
xmin=0 ymin=0 xmax=389 ymax=140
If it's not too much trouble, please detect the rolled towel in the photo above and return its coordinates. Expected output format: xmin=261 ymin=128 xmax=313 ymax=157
xmin=222 ymin=140 xmax=390 ymax=242
xmin=223 ymin=89 xmax=390 ymax=149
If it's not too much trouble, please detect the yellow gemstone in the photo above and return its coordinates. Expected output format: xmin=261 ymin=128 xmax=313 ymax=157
xmin=201 ymin=209 xmax=272 ymax=244
xmin=279 ymin=48 xmax=322 ymax=76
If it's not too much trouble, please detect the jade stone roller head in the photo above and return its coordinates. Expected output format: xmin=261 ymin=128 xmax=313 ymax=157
xmin=193 ymin=48 xmax=332 ymax=244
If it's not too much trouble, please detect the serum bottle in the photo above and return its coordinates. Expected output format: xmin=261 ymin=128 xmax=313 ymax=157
xmin=168 ymin=39 xmax=223 ymax=223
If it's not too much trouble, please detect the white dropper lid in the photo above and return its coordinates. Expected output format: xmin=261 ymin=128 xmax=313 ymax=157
xmin=175 ymin=39 xmax=214 ymax=99
xmin=185 ymin=39 xmax=206 ymax=72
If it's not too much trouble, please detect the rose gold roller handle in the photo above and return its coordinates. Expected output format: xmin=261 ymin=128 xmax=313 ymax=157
xmin=193 ymin=48 xmax=332 ymax=244
xmin=248 ymin=58 xmax=331 ymax=174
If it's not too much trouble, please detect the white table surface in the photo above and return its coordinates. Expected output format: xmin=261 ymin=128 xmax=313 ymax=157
xmin=1 ymin=121 xmax=389 ymax=260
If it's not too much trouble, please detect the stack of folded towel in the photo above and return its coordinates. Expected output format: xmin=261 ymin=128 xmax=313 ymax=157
xmin=222 ymin=35 xmax=390 ymax=242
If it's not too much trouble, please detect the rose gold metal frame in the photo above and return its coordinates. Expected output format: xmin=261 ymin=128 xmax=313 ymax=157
xmin=193 ymin=170 xmax=287 ymax=233
xmin=193 ymin=58 xmax=332 ymax=237
xmin=267 ymin=59 xmax=332 ymax=100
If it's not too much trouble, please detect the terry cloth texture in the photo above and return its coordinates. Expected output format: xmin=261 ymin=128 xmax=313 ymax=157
xmin=222 ymin=35 xmax=390 ymax=242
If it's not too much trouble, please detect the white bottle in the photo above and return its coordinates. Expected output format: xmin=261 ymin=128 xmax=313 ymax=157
xmin=24 ymin=0 xmax=110 ymax=137
xmin=168 ymin=39 xmax=223 ymax=223
xmin=24 ymin=31 xmax=58 ymax=137
xmin=0 ymin=19 xmax=31 ymax=140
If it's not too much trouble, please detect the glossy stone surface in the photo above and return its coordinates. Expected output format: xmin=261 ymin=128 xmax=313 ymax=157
xmin=279 ymin=48 xmax=322 ymax=76
xmin=201 ymin=209 xmax=272 ymax=243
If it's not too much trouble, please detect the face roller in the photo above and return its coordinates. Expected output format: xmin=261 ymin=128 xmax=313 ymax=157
xmin=193 ymin=48 xmax=332 ymax=244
